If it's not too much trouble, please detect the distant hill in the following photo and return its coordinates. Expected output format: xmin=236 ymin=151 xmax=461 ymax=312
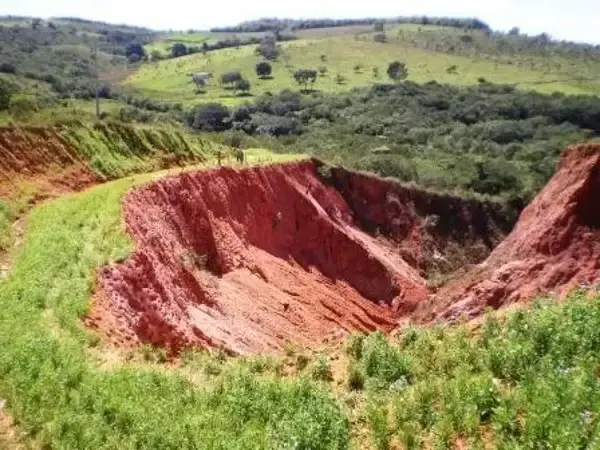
xmin=210 ymin=16 xmax=491 ymax=33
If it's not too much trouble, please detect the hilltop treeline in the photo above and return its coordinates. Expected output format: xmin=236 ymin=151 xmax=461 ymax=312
xmin=211 ymin=16 xmax=490 ymax=33
xmin=186 ymin=82 xmax=600 ymax=207
xmin=0 ymin=18 xmax=155 ymax=99
xmin=393 ymin=26 xmax=600 ymax=61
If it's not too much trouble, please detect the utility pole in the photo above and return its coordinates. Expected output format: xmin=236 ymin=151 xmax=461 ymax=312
xmin=92 ymin=45 xmax=100 ymax=119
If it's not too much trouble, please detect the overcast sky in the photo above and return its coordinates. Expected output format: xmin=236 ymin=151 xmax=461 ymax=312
xmin=2 ymin=0 xmax=599 ymax=44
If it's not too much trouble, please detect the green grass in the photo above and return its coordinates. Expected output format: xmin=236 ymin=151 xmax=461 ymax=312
xmin=0 ymin=151 xmax=350 ymax=450
xmin=125 ymin=30 xmax=600 ymax=107
xmin=145 ymin=30 xmax=269 ymax=57
xmin=348 ymin=294 xmax=600 ymax=449
xmin=60 ymin=121 xmax=219 ymax=179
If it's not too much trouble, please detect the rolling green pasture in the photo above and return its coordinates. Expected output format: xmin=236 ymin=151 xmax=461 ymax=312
xmin=125 ymin=33 xmax=599 ymax=107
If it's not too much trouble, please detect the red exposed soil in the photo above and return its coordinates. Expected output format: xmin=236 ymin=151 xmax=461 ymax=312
xmin=89 ymin=160 xmax=510 ymax=354
xmin=421 ymin=144 xmax=600 ymax=321
xmin=0 ymin=126 xmax=99 ymax=198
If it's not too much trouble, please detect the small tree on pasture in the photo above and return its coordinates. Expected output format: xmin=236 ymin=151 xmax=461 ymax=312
xmin=293 ymin=69 xmax=318 ymax=91
xmin=374 ymin=22 xmax=384 ymax=32
xmin=234 ymin=78 xmax=251 ymax=95
xmin=387 ymin=61 xmax=408 ymax=82
xmin=256 ymin=61 xmax=272 ymax=79
xmin=319 ymin=66 xmax=328 ymax=76
xmin=220 ymin=71 xmax=243 ymax=89
xmin=171 ymin=43 xmax=188 ymax=58
xmin=256 ymin=35 xmax=280 ymax=60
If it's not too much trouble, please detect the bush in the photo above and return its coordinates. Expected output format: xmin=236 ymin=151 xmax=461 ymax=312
xmin=311 ymin=355 xmax=333 ymax=381
xmin=346 ymin=333 xmax=365 ymax=360
xmin=187 ymin=103 xmax=230 ymax=131
xmin=256 ymin=61 xmax=272 ymax=78
xmin=222 ymin=130 xmax=247 ymax=149
xmin=347 ymin=364 xmax=366 ymax=391
xmin=0 ymin=80 xmax=12 ymax=110
xmin=8 ymin=95 xmax=38 ymax=120
xmin=362 ymin=332 xmax=412 ymax=385
xmin=220 ymin=71 xmax=243 ymax=88
xmin=0 ymin=62 xmax=16 ymax=74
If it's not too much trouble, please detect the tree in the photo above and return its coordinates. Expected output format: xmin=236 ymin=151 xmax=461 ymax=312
xmin=0 ymin=63 xmax=16 ymax=74
xmin=234 ymin=78 xmax=251 ymax=95
xmin=126 ymin=43 xmax=146 ymax=61
xmin=319 ymin=66 xmax=328 ymax=76
xmin=171 ymin=43 xmax=188 ymax=58
xmin=187 ymin=103 xmax=230 ymax=131
xmin=335 ymin=73 xmax=345 ymax=85
xmin=220 ymin=71 xmax=243 ymax=88
xmin=293 ymin=69 xmax=317 ymax=91
xmin=256 ymin=61 xmax=272 ymax=79
xmin=353 ymin=64 xmax=362 ymax=73
xmin=387 ymin=61 xmax=408 ymax=82
xmin=374 ymin=22 xmax=384 ymax=32
xmin=255 ymin=35 xmax=279 ymax=60
xmin=128 ymin=53 xmax=142 ymax=64
xmin=0 ymin=80 xmax=12 ymax=111
xmin=372 ymin=67 xmax=380 ymax=78
xmin=508 ymin=27 xmax=520 ymax=36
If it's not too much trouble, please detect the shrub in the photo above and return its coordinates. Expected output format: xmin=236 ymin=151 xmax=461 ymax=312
xmin=0 ymin=62 xmax=16 ymax=74
xmin=387 ymin=61 xmax=408 ymax=82
xmin=311 ymin=355 xmax=333 ymax=381
xmin=256 ymin=61 xmax=272 ymax=78
xmin=347 ymin=364 xmax=366 ymax=391
xmin=187 ymin=103 xmax=230 ymax=131
xmin=346 ymin=333 xmax=365 ymax=360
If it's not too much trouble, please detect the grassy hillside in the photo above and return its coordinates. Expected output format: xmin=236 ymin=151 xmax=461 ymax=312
xmin=124 ymin=24 xmax=600 ymax=106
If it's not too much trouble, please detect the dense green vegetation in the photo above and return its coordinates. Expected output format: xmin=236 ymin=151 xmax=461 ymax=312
xmin=351 ymin=292 xmax=600 ymax=448
xmin=184 ymin=81 xmax=600 ymax=207
xmin=0 ymin=16 xmax=154 ymax=99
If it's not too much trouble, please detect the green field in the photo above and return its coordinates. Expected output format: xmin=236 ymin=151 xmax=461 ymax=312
xmin=124 ymin=25 xmax=600 ymax=106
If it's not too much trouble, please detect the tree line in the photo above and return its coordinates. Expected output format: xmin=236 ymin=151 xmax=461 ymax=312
xmin=211 ymin=16 xmax=490 ymax=33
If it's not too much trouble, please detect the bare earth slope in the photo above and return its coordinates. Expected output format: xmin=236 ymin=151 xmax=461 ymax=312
xmin=89 ymin=160 xmax=509 ymax=354
xmin=423 ymin=144 xmax=600 ymax=321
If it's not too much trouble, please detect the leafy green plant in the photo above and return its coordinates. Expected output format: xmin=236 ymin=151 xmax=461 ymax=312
xmin=311 ymin=355 xmax=333 ymax=382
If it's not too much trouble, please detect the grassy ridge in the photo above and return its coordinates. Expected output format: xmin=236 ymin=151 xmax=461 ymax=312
xmin=60 ymin=121 xmax=218 ymax=178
